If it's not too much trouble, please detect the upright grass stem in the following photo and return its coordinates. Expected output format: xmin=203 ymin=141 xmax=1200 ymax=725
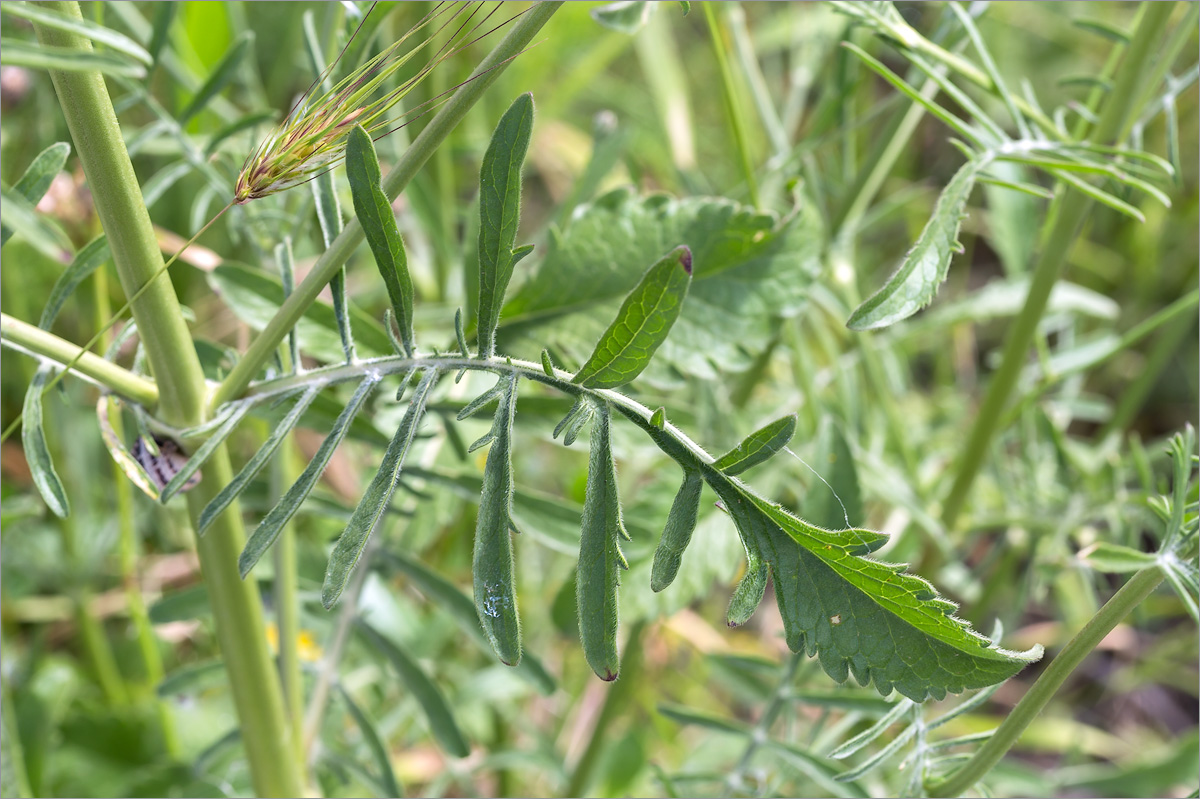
xmin=32 ymin=3 xmax=304 ymax=795
xmin=703 ymin=3 xmax=761 ymax=209
xmin=939 ymin=2 xmax=1177 ymax=530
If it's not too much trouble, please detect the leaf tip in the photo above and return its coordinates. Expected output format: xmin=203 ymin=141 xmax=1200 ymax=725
xmin=677 ymin=245 xmax=693 ymax=275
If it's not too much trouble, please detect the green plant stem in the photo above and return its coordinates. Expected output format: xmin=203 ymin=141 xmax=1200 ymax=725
xmin=271 ymin=437 xmax=304 ymax=765
xmin=703 ymin=3 xmax=761 ymax=209
xmin=925 ymin=565 xmax=1165 ymax=797
xmin=212 ymin=1 xmax=563 ymax=411
xmin=0 ymin=313 xmax=159 ymax=407
xmin=939 ymin=2 xmax=1177 ymax=530
xmin=32 ymin=4 xmax=303 ymax=796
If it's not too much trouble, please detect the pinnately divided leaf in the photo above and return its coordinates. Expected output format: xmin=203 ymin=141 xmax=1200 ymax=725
xmin=346 ymin=124 xmax=415 ymax=356
xmin=573 ymin=246 xmax=693 ymax=389
xmin=239 ymin=376 xmax=379 ymax=573
xmin=712 ymin=413 xmax=796 ymax=475
xmin=22 ymin=365 xmax=69 ymax=518
xmin=322 ymin=369 xmax=439 ymax=608
xmin=474 ymin=374 xmax=523 ymax=665
xmin=477 ymin=93 xmax=536 ymax=358
xmin=577 ymin=405 xmax=627 ymax=681
xmin=620 ymin=406 xmax=1041 ymax=701
xmin=847 ymin=159 xmax=982 ymax=331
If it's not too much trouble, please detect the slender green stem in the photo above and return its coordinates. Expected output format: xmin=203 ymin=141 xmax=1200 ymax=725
xmin=926 ymin=566 xmax=1165 ymax=797
xmin=212 ymin=1 xmax=564 ymax=410
xmin=940 ymin=3 xmax=1177 ymax=529
xmin=1 ymin=313 xmax=159 ymax=407
xmin=271 ymin=436 xmax=305 ymax=765
xmin=32 ymin=4 xmax=303 ymax=795
xmin=703 ymin=3 xmax=761 ymax=209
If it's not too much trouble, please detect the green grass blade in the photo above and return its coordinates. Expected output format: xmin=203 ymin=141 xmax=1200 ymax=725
xmin=22 ymin=365 xmax=68 ymax=517
xmin=477 ymin=93 xmax=535 ymax=358
xmin=335 ymin=684 xmax=404 ymax=798
xmin=356 ymin=621 xmax=470 ymax=758
xmin=0 ymin=141 xmax=70 ymax=245
xmin=573 ymin=245 xmax=693 ymax=389
xmin=238 ymin=376 xmax=379 ymax=571
xmin=322 ymin=370 xmax=438 ymax=608
xmin=159 ymin=402 xmax=252 ymax=503
xmin=178 ymin=31 xmax=253 ymax=125
xmin=313 ymin=169 xmax=355 ymax=363
xmin=39 ymin=235 xmax=110 ymax=330
xmin=473 ymin=374 xmax=522 ymax=665
xmin=199 ymin=384 xmax=322 ymax=533
xmin=347 ymin=125 xmax=415 ymax=356
xmin=274 ymin=238 xmax=299 ymax=373
xmin=650 ymin=469 xmax=703 ymax=592
xmin=0 ymin=2 xmax=151 ymax=64
xmin=577 ymin=406 xmax=626 ymax=681
xmin=0 ymin=37 xmax=145 ymax=78
xmin=657 ymin=703 xmax=751 ymax=736
xmin=848 ymin=160 xmax=981 ymax=330
xmin=712 ymin=413 xmax=796 ymax=475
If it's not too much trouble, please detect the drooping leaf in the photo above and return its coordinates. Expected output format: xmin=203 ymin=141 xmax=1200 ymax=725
xmin=501 ymin=190 xmax=824 ymax=378
xmin=178 ymin=31 xmax=252 ymax=124
xmin=618 ymin=405 xmax=1042 ymax=701
xmin=726 ymin=549 xmax=768 ymax=627
xmin=346 ymin=125 xmax=415 ymax=355
xmin=573 ymin=246 xmax=692 ymax=389
xmin=577 ymin=405 xmax=626 ymax=681
xmin=239 ymin=376 xmax=379 ymax=571
xmin=322 ymin=370 xmax=438 ymax=608
xmin=22 ymin=365 xmax=68 ymax=517
xmin=0 ymin=3 xmax=151 ymax=63
xmin=40 ymin=235 xmax=110 ymax=330
xmin=356 ymin=621 xmax=470 ymax=758
xmin=650 ymin=469 xmax=702 ymax=592
xmin=383 ymin=550 xmax=556 ymax=695
xmin=712 ymin=413 xmax=796 ymax=475
xmin=473 ymin=374 xmax=522 ymax=665
xmin=1 ymin=142 xmax=70 ymax=246
xmin=847 ymin=160 xmax=982 ymax=331
xmin=199 ymin=385 xmax=322 ymax=533
xmin=335 ymin=684 xmax=403 ymax=799
xmin=477 ymin=93 xmax=535 ymax=358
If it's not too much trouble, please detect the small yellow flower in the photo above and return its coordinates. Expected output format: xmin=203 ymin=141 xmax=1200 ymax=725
xmin=265 ymin=621 xmax=324 ymax=662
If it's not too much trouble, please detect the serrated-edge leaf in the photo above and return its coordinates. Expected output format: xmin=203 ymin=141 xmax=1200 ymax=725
xmin=713 ymin=413 xmax=796 ymax=475
xmin=22 ymin=365 xmax=69 ymax=517
xmin=577 ymin=406 xmax=624 ymax=681
xmin=39 ymin=235 xmax=109 ymax=330
xmin=356 ymin=621 xmax=470 ymax=758
xmin=847 ymin=160 xmax=982 ymax=331
xmin=573 ymin=245 xmax=692 ymax=389
xmin=477 ymin=93 xmax=535 ymax=358
xmin=726 ymin=551 xmax=769 ymax=627
xmin=347 ymin=125 xmax=415 ymax=356
xmin=384 ymin=550 xmax=556 ymax=695
xmin=335 ymin=684 xmax=404 ymax=799
xmin=239 ymin=376 xmax=378 ymax=570
xmin=0 ymin=37 xmax=146 ymax=78
xmin=179 ymin=31 xmax=252 ymax=124
xmin=473 ymin=373 xmax=522 ymax=665
xmin=199 ymin=384 xmax=322 ymax=533
xmin=1 ymin=2 xmax=151 ymax=64
xmin=322 ymin=370 xmax=438 ymax=607
xmin=159 ymin=401 xmax=252 ymax=503
xmin=650 ymin=469 xmax=703 ymax=591
xmin=2 ymin=142 xmax=71 ymax=246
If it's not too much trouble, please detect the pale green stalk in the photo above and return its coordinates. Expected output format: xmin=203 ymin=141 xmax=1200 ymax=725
xmin=703 ymin=3 xmax=760 ymax=209
xmin=212 ymin=1 xmax=564 ymax=410
xmin=940 ymin=3 xmax=1177 ymax=529
xmin=32 ymin=4 xmax=303 ymax=795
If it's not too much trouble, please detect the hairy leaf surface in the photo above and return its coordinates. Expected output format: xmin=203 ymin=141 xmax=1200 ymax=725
xmin=578 ymin=407 xmax=626 ymax=681
xmin=713 ymin=413 xmax=796 ymax=475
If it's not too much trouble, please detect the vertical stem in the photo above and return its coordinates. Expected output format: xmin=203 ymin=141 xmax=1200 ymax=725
xmin=271 ymin=438 xmax=304 ymax=764
xmin=703 ymin=3 xmax=761 ymax=208
xmin=32 ymin=4 xmax=304 ymax=796
xmin=939 ymin=2 xmax=1177 ymax=529
xmin=925 ymin=566 xmax=1165 ymax=797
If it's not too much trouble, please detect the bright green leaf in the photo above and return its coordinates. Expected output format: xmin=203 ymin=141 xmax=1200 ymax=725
xmin=0 ymin=37 xmax=146 ymax=78
xmin=22 ymin=365 xmax=68 ymax=518
xmin=713 ymin=413 xmax=796 ymax=475
xmin=0 ymin=3 xmax=151 ymax=64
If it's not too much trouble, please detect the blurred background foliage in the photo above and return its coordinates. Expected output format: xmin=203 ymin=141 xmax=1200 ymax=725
xmin=1 ymin=2 xmax=1196 ymax=797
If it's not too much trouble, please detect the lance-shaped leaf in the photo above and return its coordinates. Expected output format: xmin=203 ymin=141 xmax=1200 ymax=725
xmin=616 ymin=405 xmax=1041 ymax=701
xmin=40 ymin=235 xmax=110 ymax=330
xmin=200 ymin=385 xmax=322 ymax=533
xmin=477 ymin=93 xmax=535 ymax=358
xmin=313 ymin=169 xmax=355 ymax=363
xmin=240 ymin=376 xmax=379 ymax=573
xmin=356 ymin=620 xmax=470 ymax=758
xmin=322 ymin=370 xmax=439 ymax=608
xmin=573 ymin=246 xmax=692 ymax=389
xmin=650 ymin=469 xmax=702 ymax=592
xmin=336 ymin=685 xmax=403 ymax=799
xmin=473 ymin=374 xmax=522 ymax=665
xmin=848 ymin=160 xmax=982 ymax=331
xmin=347 ymin=124 xmax=415 ymax=355
xmin=1 ymin=142 xmax=70 ymax=246
xmin=160 ymin=401 xmax=252 ymax=503
xmin=712 ymin=413 xmax=796 ymax=475
xmin=179 ymin=31 xmax=252 ymax=125
xmin=577 ymin=406 xmax=627 ymax=681
xmin=22 ymin=365 xmax=68 ymax=517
